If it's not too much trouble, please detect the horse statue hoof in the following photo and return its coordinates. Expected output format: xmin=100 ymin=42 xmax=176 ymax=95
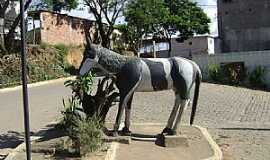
xmin=162 ymin=127 xmax=176 ymax=135
xmin=121 ymin=127 xmax=132 ymax=136
xmin=112 ymin=131 xmax=119 ymax=137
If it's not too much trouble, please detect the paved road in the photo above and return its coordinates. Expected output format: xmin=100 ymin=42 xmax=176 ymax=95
xmin=0 ymin=80 xmax=71 ymax=158
xmin=0 ymin=81 xmax=71 ymax=134
xmin=0 ymin=81 xmax=270 ymax=160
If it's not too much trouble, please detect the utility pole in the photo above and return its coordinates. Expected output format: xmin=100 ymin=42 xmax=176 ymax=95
xmin=20 ymin=0 xmax=31 ymax=159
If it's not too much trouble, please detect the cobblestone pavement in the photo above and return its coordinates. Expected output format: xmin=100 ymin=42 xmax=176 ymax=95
xmin=106 ymin=83 xmax=270 ymax=160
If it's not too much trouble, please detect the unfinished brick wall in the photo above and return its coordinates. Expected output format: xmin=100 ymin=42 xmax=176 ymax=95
xmin=39 ymin=12 xmax=97 ymax=46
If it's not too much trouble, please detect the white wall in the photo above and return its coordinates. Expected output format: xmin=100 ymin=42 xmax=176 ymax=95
xmin=193 ymin=50 xmax=270 ymax=86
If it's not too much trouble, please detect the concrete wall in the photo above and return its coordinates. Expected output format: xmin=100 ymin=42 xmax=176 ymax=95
xmin=193 ymin=50 xmax=270 ymax=86
xmin=140 ymin=36 xmax=214 ymax=58
xmin=218 ymin=0 xmax=270 ymax=52
xmin=171 ymin=36 xmax=214 ymax=58
xmin=39 ymin=12 xmax=97 ymax=46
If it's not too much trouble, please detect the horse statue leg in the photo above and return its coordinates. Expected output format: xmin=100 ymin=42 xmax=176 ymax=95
xmin=172 ymin=99 xmax=190 ymax=133
xmin=162 ymin=92 xmax=181 ymax=135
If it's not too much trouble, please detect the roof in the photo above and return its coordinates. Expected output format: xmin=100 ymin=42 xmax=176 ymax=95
xmin=28 ymin=10 xmax=96 ymax=23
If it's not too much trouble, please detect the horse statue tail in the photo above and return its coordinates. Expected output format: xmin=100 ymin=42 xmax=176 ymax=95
xmin=190 ymin=68 xmax=202 ymax=125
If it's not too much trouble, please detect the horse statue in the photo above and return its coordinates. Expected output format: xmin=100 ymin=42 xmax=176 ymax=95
xmin=79 ymin=43 xmax=202 ymax=136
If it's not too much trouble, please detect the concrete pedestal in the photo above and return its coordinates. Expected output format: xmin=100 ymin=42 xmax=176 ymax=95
xmin=156 ymin=134 xmax=189 ymax=147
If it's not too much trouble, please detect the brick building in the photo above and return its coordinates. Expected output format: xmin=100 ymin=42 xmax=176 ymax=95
xmin=218 ymin=0 xmax=270 ymax=52
xmin=28 ymin=10 xmax=98 ymax=45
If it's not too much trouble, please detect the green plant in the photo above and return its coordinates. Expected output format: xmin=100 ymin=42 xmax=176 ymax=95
xmin=208 ymin=64 xmax=223 ymax=82
xmin=77 ymin=117 xmax=104 ymax=155
xmin=223 ymin=62 xmax=247 ymax=85
xmin=58 ymin=96 xmax=85 ymax=138
xmin=64 ymin=72 xmax=94 ymax=98
xmin=248 ymin=66 xmax=266 ymax=88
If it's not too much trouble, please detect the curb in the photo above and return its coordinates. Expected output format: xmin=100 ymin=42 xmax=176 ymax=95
xmin=0 ymin=76 xmax=76 ymax=93
xmin=194 ymin=125 xmax=223 ymax=160
xmin=4 ymin=136 xmax=41 ymax=160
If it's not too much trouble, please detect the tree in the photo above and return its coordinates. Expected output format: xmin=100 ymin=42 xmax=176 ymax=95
xmin=124 ymin=0 xmax=210 ymax=56
xmin=0 ymin=0 xmax=10 ymax=52
xmin=4 ymin=0 xmax=33 ymax=50
xmin=34 ymin=0 xmax=79 ymax=12
xmin=164 ymin=0 xmax=210 ymax=56
xmin=124 ymin=0 xmax=169 ymax=54
xmin=83 ymin=0 xmax=128 ymax=48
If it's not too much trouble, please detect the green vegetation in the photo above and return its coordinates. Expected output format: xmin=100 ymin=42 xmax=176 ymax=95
xmin=248 ymin=66 xmax=266 ymax=88
xmin=58 ymin=72 xmax=106 ymax=156
xmin=0 ymin=44 xmax=79 ymax=88
xmin=208 ymin=64 xmax=223 ymax=82
xmin=77 ymin=117 xmax=104 ymax=155
xmin=208 ymin=64 xmax=267 ymax=90
xmin=64 ymin=72 xmax=94 ymax=98
xmin=124 ymin=0 xmax=210 ymax=55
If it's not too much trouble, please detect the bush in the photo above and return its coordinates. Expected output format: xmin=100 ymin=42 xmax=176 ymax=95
xmin=58 ymin=72 xmax=107 ymax=155
xmin=57 ymin=96 xmax=85 ymax=138
xmin=64 ymin=72 xmax=94 ymax=99
xmin=223 ymin=62 xmax=247 ymax=85
xmin=77 ymin=117 xmax=104 ymax=155
xmin=208 ymin=64 xmax=223 ymax=82
xmin=248 ymin=66 xmax=266 ymax=88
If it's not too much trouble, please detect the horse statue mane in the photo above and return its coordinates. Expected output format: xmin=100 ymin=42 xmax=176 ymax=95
xmin=88 ymin=44 xmax=136 ymax=74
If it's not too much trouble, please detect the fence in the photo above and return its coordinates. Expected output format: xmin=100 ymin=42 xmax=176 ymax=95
xmin=192 ymin=50 xmax=270 ymax=86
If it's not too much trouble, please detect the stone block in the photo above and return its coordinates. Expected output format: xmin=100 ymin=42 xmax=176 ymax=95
xmin=156 ymin=134 xmax=189 ymax=148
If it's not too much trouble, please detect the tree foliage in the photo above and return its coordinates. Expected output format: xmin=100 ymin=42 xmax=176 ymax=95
xmin=124 ymin=0 xmax=211 ymax=56
xmin=36 ymin=0 xmax=79 ymax=12
xmin=83 ymin=0 xmax=128 ymax=48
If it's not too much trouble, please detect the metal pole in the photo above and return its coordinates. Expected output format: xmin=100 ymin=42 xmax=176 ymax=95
xmin=20 ymin=0 xmax=31 ymax=159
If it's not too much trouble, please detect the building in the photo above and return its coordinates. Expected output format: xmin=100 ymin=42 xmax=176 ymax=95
xmin=139 ymin=35 xmax=215 ymax=58
xmin=27 ymin=10 xmax=98 ymax=45
xmin=218 ymin=0 xmax=270 ymax=52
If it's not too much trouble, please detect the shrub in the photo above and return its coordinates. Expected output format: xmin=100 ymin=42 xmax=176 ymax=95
xmin=58 ymin=72 xmax=107 ymax=155
xmin=77 ymin=117 xmax=104 ymax=155
xmin=223 ymin=62 xmax=247 ymax=85
xmin=248 ymin=66 xmax=266 ymax=88
xmin=208 ymin=64 xmax=223 ymax=82
xmin=64 ymin=72 xmax=94 ymax=99
xmin=58 ymin=96 xmax=85 ymax=138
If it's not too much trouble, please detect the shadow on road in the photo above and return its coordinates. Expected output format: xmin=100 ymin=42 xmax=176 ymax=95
xmin=34 ymin=123 xmax=66 ymax=142
xmin=0 ymin=131 xmax=24 ymax=149
xmin=219 ymin=127 xmax=270 ymax=131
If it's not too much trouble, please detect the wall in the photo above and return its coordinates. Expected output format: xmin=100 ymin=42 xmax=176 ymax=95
xmin=218 ymin=0 xmax=270 ymax=52
xmin=39 ymin=12 xmax=97 ymax=46
xmin=171 ymin=36 xmax=213 ymax=58
xmin=193 ymin=50 xmax=270 ymax=86
xmin=140 ymin=36 xmax=213 ymax=58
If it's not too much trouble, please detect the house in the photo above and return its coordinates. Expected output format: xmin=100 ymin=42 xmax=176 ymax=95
xmin=139 ymin=35 xmax=215 ymax=58
xmin=27 ymin=10 xmax=98 ymax=45
xmin=217 ymin=0 xmax=270 ymax=52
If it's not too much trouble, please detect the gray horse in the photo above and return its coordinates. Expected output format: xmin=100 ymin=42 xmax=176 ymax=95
xmin=79 ymin=43 xmax=202 ymax=136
